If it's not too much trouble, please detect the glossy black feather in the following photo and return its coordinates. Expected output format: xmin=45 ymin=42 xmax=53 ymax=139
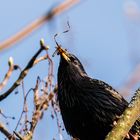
xmin=57 ymin=53 xmax=140 ymax=140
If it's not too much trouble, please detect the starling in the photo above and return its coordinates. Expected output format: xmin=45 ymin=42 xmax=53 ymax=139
xmin=55 ymin=45 xmax=140 ymax=140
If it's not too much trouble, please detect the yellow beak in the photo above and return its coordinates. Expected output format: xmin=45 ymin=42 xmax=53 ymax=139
xmin=55 ymin=45 xmax=71 ymax=62
xmin=61 ymin=52 xmax=70 ymax=61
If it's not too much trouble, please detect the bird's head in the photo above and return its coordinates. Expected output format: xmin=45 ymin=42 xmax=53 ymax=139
xmin=53 ymin=45 xmax=87 ymax=79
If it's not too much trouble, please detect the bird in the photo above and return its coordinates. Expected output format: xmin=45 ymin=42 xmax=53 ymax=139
xmin=55 ymin=45 xmax=140 ymax=140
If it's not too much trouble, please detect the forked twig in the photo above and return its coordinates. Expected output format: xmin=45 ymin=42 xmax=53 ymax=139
xmin=0 ymin=57 xmax=15 ymax=91
xmin=0 ymin=40 xmax=49 ymax=101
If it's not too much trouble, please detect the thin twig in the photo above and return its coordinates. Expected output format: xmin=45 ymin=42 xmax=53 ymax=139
xmin=0 ymin=58 xmax=15 ymax=91
xmin=22 ymin=82 xmax=55 ymax=140
xmin=0 ymin=122 xmax=17 ymax=140
xmin=0 ymin=0 xmax=80 ymax=51
xmin=16 ymin=65 xmax=29 ymax=134
xmin=0 ymin=41 xmax=49 ymax=101
xmin=0 ymin=110 xmax=15 ymax=120
xmin=14 ymin=88 xmax=33 ymax=132
xmin=33 ymin=54 xmax=48 ymax=65
xmin=46 ymin=52 xmax=54 ymax=93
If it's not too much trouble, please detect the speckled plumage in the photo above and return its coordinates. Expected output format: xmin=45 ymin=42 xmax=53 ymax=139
xmin=57 ymin=53 xmax=140 ymax=140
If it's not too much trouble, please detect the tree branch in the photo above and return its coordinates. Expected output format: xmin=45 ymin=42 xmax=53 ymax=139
xmin=105 ymin=89 xmax=140 ymax=140
xmin=0 ymin=57 xmax=15 ymax=91
xmin=0 ymin=122 xmax=17 ymax=140
xmin=0 ymin=0 xmax=80 ymax=51
xmin=0 ymin=40 xmax=49 ymax=101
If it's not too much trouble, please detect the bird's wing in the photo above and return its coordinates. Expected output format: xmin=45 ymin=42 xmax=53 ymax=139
xmin=92 ymin=79 xmax=125 ymax=102
xmin=82 ymin=78 xmax=128 ymax=107
xmin=91 ymin=79 xmax=140 ymax=139
xmin=79 ymin=77 xmax=128 ymax=125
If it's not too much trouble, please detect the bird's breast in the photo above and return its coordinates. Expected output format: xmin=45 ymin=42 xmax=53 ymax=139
xmin=58 ymin=79 xmax=82 ymax=109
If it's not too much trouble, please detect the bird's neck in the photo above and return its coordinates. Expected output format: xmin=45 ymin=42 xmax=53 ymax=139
xmin=58 ymin=66 xmax=85 ymax=87
xmin=57 ymin=66 xmax=86 ymax=108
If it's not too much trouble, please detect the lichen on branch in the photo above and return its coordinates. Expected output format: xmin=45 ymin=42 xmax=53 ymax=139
xmin=105 ymin=89 xmax=140 ymax=140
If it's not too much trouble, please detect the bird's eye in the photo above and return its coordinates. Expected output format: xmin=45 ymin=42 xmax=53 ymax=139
xmin=69 ymin=57 xmax=74 ymax=61
xmin=73 ymin=60 xmax=79 ymax=65
xmin=69 ymin=56 xmax=79 ymax=65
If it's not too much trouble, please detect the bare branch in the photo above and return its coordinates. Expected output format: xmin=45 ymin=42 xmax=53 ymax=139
xmin=105 ymin=89 xmax=140 ymax=140
xmin=33 ymin=54 xmax=48 ymax=65
xmin=0 ymin=40 xmax=49 ymax=101
xmin=21 ymin=83 xmax=55 ymax=140
xmin=14 ymin=88 xmax=33 ymax=132
xmin=0 ymin=57 xmax=15 ymax=91
xmin=0 ymin=122 xmax=17 ymax=140
xmin=0 ymin=0 xmax=80 ymax=51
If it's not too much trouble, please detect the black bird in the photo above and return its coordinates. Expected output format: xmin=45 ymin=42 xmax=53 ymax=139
xmin=55 ymin=46 xmax=140 ymax=140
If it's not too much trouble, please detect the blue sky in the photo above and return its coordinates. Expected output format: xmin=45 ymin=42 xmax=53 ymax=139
xmin=0 ymin=0 xmax=140 ymax=139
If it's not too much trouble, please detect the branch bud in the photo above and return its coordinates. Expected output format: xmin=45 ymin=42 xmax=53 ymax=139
xmin=8 ymin=57 xmax=14 ymax=67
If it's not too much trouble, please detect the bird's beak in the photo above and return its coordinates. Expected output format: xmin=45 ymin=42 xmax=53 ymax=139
xmin=53 ymin=45 xmax=71 ymax=62
xmin=61 ymin=52 xmax=71 ymax=62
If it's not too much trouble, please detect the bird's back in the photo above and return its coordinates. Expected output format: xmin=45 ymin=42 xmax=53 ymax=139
xmin=58 ymin=75 xmax=140 ymax=140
